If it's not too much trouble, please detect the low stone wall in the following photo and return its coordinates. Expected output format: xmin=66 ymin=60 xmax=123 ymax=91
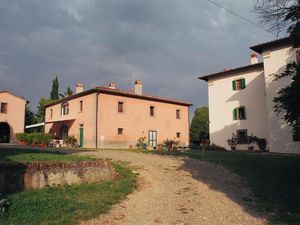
xmin=0 ymin=160 xmax=118 ymax=193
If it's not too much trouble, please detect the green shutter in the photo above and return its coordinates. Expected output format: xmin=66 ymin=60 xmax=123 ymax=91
xmin=241 ymin=79 xmax=246 ymax=89
xmin=233 ymin=108 xmax=237 ymax=120
xmin=232 ymin=80 xmax=236 ymax=90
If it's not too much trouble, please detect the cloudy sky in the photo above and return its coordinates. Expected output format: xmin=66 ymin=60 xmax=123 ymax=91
xmin=0 ymin=0 xmax=276 ymax=113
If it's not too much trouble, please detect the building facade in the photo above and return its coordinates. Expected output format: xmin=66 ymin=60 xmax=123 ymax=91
xmin=199 ymin=37 xmax=300 ymax=154
xmin=44 ymin=81 xmax=192 ymax=148
xmin=0 ymin=91 xmax=27 ymax=143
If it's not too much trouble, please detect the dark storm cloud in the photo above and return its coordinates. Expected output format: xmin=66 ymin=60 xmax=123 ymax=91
xmin=0 ymin=0 xmax=274 ymax=112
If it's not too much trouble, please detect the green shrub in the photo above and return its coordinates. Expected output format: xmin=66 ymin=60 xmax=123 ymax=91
xmin=25 ymin=133 xmax=53 ymax=146
xmin=64 ymin=135 xmax=77 ymax=147
xmin=15 ymin=133 xmax=27 ymax=142
xmin=136 ymin=136 xmax=148 ymax=149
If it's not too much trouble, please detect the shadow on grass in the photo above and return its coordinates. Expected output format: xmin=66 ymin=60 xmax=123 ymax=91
xmin=151 ymin=150 xmax=300 ymax=225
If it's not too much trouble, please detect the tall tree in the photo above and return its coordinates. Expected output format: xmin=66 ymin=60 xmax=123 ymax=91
xmin=25 ymin=104 xmax=36 ymax=126
xmin=59 ymin=86 xmax=73 ymax=98
xmin=255 ymin=0 xmax=300 ymax=138
xmin=50 ymin=76 xmax=59 ymax=100
xmin=190 ymin=107 xmax=209 ymax=144
xmin=35 ymin=97 xmax=53 ymax=123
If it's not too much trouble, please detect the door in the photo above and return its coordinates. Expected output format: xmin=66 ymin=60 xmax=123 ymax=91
xmin=148 ymin=131 xmax=157 ymax=148
xmin=0 ymin=122 xmax=10 ymax=143
xmin=79 ymin=127 xmax=83 ymax=147
xmin=60 ymin=125 xmax=68 ymax=140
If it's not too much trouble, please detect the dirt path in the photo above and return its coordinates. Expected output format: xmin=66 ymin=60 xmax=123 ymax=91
xmin=78 ymin=150 xmax=266 ymax=225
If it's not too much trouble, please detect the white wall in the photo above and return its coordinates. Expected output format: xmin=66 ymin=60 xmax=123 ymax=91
xmin=263 ymin=45 xmax=300 ymax=154
xmin=207 ymin=67 xmax=268 ymax=150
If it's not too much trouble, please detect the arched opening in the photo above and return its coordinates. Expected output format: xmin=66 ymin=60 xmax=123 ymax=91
xmin=0 ymin=122 xmax=10 ymax=143
xmin=60 ymin=125 xmax=68 ymax=140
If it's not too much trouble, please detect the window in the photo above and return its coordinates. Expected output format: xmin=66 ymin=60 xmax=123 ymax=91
xmin=237 ymin=129 xmax=247 ymax=144
xmin=61 ymin=102 xmax=69 ymax=115
xmin=232 ymin=78 xmax=246 ymax=90
xmin=50 ymin=109 xmax=53 ymax=118
xmin=148 ymin=131 xmax=157 ymax=148
xmin=176 ymin=109 xmax=181 ymax=119
xmin=118 ymin=128 xmax=123 ymax=135
xmin=150 ymin=106 xmax=155 ymax=117
xmin=0 ymin=103 xmax=7 ymax=113
xmin=176 ymin=132 xmax=181 ymax=138
xmin=118 ymin=102 xmax=124 ymax=113
xmin=233 ymin=107 xmax=246 ymax=120
xmin=79 ymin=101 xmax=83 ymax=112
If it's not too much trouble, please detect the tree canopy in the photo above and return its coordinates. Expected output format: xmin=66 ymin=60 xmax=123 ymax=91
xmin=190 ymin=106 xmax=209 ymax=144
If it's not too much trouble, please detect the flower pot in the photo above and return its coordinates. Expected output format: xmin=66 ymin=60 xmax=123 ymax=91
xmin=248 ymin=146 xmax=254 ymax=151
xmin=230 ymin=146 xmax=236 ymax=151
xmin=18 ymin=140 xmax=26 ymax=145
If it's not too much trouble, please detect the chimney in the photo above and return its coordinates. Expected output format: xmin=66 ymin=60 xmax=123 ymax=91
xmin=108 ymin=82 xmax=116 ymax=89
xmin=134 ymin=80 xmax=143 ymax=95
xmin=76 ymin=82 xmax=84 ymax=94
xmin=251 ymin=53 xmax=258 ymax=64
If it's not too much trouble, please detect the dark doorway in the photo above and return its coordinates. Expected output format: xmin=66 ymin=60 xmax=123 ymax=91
xmin=60 ymin=125 xmax=68 ymax=140
xmin=0 ymin=122 xmax=10 ymax=143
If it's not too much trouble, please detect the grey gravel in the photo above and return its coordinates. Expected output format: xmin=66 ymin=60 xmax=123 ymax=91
xmin=78 ymin=150 xmax=267 ymax=225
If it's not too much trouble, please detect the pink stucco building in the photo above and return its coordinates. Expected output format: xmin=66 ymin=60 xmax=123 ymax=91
xmin=0 ymin=91 xmax=27 ymax=143
xmin=44 ymin=81 xmax=192 ymax=148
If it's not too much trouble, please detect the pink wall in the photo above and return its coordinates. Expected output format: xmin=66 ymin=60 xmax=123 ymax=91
xmin=0 ymin=92 xmax=26 ymax=142
xmin=45 ymin=91 xmax=190 ymax=148
xmin=97 ymin=93 xmax=190 ymax=148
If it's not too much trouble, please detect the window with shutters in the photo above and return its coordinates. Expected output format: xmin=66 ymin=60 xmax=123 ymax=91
xmin=0 ymin=103 xmax=8 ymax=113
xmin=233 ymin=107 xmax=246 ymax=120
xmin=232 ymin=78 xmax=246 ymax=90
xmin=176 ymin=109 xmax=181 ymax=119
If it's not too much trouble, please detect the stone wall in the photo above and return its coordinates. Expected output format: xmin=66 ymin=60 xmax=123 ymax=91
xmin=0 ymin=160 xmax=118 ymax=193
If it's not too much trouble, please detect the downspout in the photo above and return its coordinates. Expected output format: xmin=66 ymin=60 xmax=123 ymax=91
xmin=95 ymin=90 xmax=99 ymax=148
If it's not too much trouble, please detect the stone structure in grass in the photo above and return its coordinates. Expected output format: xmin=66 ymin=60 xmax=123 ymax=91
xmin=0 ymin=160 xmax=118 ymax=193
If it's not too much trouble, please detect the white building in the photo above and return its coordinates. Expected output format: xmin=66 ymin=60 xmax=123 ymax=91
xmin=199 ymin=37 xmax=300 ymax=154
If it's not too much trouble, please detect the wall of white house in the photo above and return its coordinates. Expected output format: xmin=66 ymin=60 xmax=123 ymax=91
xmin=263 ymin=44 xmax=300 ymax=154
xmin=207 ymin=68 xmax=268 ymax=150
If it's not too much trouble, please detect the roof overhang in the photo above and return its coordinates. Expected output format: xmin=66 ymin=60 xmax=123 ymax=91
xmin=44 ymin=119 xmax=75 ymax=124
xmin=199 ymin=62 xmax=264 ymax=81
xmin=250 ymin=37 xmax=291 ymax=54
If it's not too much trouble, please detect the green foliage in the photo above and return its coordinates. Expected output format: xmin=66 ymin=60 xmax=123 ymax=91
xmin=0 ymin=148 xmax=93 ymax=163
xmin=50 ymin=76 xmax=59 ymax=100
xmin=190 ymin=106 xmax=209 ymax=144
xmin=0 ymin=193 xmax=9 ymax=213
xmin=59 ymin=86 xmax=74 ymax=98
xmin=226 ymin=133 xmax=238 ymax=147
xmin=23 ymin=133 xmax=52 ymax=145
xmin=15 ymin=133 xmax=27 ymax=142
xmin=136 ymin=136 xmax=148 ymax=149
xmin=25 ymin=105 xmax=36 ymax=126
xmin=274 ymin=60 xmax=300 ymax=138
xmin=163 ymin=138 xmax=180 ymax=150
xmin=246 ymin=133 xmax=256 ymax=146
xmin=35 ymin=97 xmax=53 ymax=123
xmin=64 ymin=135 xmax=77 ymax=147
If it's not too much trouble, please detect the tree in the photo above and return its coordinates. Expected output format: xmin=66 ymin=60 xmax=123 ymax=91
xmin=25 ymin=105 xmax=37 ymax=126
xmin=59 ymin=86 xmax=73 ymax=98
xmin=35 ymin=97 xmax=53 ymax=123
xmin=190 ymin=107 xmax=209 ymax=144
xmin=255 ymin=0 xmax=300 ymax=137
xmin=50 ymin=76 xmax=59 ymax=100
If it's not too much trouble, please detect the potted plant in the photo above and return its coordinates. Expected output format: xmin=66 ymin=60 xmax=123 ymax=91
xmin=16 ymin=133 xmax=27 ymax=145
xmin=226 ymin=134 xmax=238 ymax=151
xmin=247 ymin=134 xmax=256 ymax=151
xmin=255 ymin=138 xmax=267 ymax=151
xmin=163 ymin=139 xmax=179 ymax=151
xmin=136 ymin=136 xmax=148 ymax=150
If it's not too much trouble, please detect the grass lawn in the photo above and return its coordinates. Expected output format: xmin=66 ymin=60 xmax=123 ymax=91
xmin=0 ymin=148 xmax=137 ymax=225
xmin=148 ymin=150 xmax=300 ymax=225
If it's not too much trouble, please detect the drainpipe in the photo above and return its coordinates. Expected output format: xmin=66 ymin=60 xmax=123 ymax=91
xmin=95 ymin=90 xmax=99 ymax=148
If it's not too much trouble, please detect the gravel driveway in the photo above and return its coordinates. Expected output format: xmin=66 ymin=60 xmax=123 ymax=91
xmin=78 ymin=150 xmax=266 ymax=225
